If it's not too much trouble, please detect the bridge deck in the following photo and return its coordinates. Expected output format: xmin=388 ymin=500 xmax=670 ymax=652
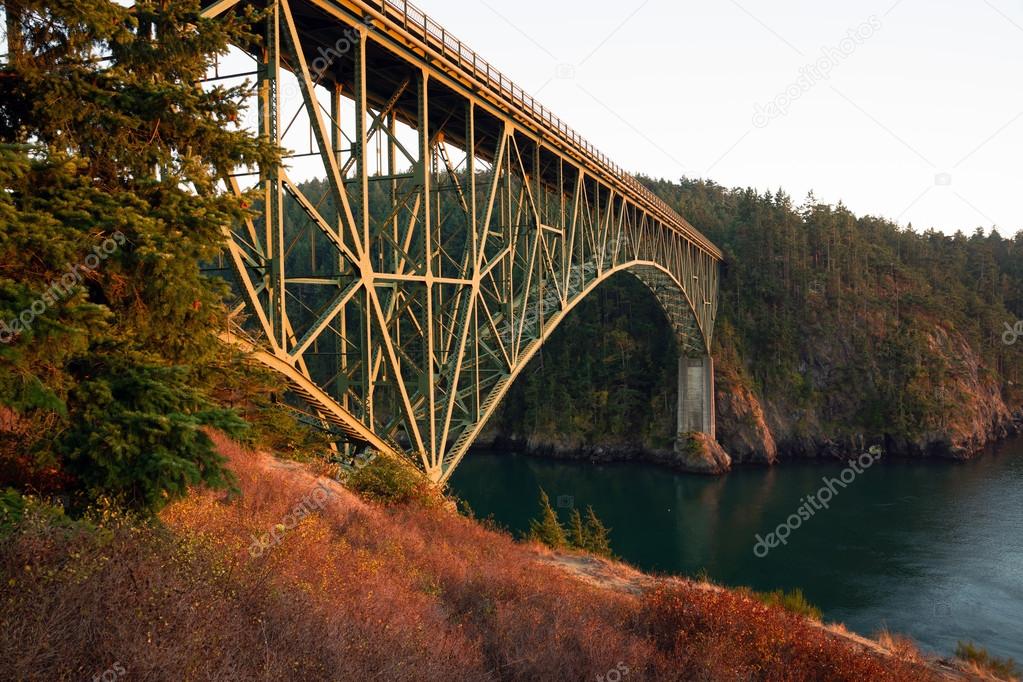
xmin=211 ymin=0 xmax=722 ymax=262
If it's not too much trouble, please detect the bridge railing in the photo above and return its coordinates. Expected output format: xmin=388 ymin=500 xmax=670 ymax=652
xmin=366 ymin=0 xmax=721 ymax=258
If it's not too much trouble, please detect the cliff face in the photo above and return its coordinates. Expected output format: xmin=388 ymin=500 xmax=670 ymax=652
xmin=477 ymin=319 xmax=1021 ymax=473
xmin=714 ymin=323 xmax=1022 ymax=463
xmin=712 ymin=342 xmax=778 ymax=465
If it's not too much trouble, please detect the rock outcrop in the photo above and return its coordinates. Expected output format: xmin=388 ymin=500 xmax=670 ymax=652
xmin=674 ymin=432 xmax=732 ymax=474
xmin=713 ymin=349 xmax=778 ymax=465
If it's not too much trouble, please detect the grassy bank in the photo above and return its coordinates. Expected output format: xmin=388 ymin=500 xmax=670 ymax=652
xmin=0 ymin=435 xmax=982 ymax=681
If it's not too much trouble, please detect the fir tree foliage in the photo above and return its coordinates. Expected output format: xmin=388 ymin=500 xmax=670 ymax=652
xmin=526 ymin=489 xmax=614 ymax=557
xmin=527 ymin=488 xmax=567 ymax=549
xmin=567 ymin=507 xmax=586 ymax=549
xmin=582 ymin=506 xmax=613 ymax=558
xmin=0 ymin=0 xmax=278 ymax=512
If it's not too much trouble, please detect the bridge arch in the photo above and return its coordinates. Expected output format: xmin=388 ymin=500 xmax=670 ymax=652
xmin=204 ymin=0 xmax=722 ymax=482
xmin=434 ymin=261 xmax=715 ymax=481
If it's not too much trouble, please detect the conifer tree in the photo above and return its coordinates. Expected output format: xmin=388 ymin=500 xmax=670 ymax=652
xmin=567 ymin=507 xmax=587 ymax=549
xmin=527 ymin=489 xmax=566 ymax=549
xmin=0 ymin=0 xmax=278 ymax=512
xmin=582 ymin=506 xmax=613 ymax=557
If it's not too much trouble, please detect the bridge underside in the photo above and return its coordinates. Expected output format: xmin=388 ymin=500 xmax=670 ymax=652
xmin=203 ymin=0 xmax=722 ymax=483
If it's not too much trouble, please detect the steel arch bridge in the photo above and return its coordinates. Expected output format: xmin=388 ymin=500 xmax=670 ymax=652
xmin=202 ymin=0 xmax=723 ymax=483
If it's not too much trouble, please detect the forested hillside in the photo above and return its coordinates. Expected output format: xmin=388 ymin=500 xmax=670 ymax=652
xmin=485 ymin=178 xmax=1023 ymax=465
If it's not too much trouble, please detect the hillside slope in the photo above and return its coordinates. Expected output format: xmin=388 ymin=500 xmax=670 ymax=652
xmin=0 ymin=435 xmax=959 ymax=681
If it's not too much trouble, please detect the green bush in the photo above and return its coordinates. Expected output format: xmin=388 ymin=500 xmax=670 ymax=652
xmin=345 ymin=455 xmax=433 ymax=506
xmin=0 ymin=489 xmax=91 ymax=538
xmin=526 ymin=490 xmax=614 ymax=557
xmin=0 ymin=488 xmax=27 ymax=536
xmin=749 ymin=587 xmax=822 ymax=621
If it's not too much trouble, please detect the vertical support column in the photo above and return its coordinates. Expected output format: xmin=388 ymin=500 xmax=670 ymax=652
xmin=417 ymin=68 xmax=438 ymax=471
xmin=678 ymin=355 xmax=715 ymax=438
xmin=706 ymin=354 xmax=716 ymax=439
xmin=260 ymin=3 xmax=285 ymax=350
xmin=388 ymin=111 xmax=398 ymax=273
xmin=353 ymin=25 xmax=370 ymax=258
xmin=502 ymin=126 xmax=514 ymax=355
xmin=467 ymin=102 xmax=481 ymax=423
xmin=352 ymin=29 xmax=374 ymax=430
xmin=329 ymin=81 xmax=352 ymax=452
xmin=329 ymin=86 xmax=345 ymax=357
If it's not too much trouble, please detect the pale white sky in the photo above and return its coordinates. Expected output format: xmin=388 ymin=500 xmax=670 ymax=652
xmin=415 ymin=0 xmax=1023 ymax=235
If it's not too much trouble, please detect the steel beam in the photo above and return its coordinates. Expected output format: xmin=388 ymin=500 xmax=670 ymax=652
xmin=203 ymin=0 xmax=723 ymax=483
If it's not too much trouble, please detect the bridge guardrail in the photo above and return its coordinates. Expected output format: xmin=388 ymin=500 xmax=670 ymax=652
xmin=361 ymin=0 xmax=722 ymax=260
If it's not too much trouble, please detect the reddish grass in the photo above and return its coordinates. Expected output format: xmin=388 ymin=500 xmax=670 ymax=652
xmin=0 ymin=435 xmax=941 ymax=680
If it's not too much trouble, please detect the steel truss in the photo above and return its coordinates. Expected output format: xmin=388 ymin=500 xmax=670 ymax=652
xmin=203 ymin=0 xmax=722 ymax=483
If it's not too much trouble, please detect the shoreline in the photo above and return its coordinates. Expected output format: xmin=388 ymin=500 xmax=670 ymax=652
xmin=471 ymin=419 xmax=1023 ymax=476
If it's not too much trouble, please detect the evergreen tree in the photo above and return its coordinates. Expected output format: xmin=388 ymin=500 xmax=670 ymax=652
xmin=527 ymin=489 xmax=566 ymax=549
xmin=567 ymin=507 xmax=586 ymax=549
xmin=0 ymin=0 xmax=278 ymax=512
xmin=582 ymin=506 xmax=613 ymax=558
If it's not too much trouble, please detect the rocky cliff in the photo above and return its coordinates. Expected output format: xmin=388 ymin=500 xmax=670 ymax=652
xmin=477 ymin=315 xmax=1022 ymax=474
xmin=714 ymin=322 xmax=1023 ymax=464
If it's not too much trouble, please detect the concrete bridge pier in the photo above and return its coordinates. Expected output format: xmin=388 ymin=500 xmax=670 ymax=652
xmin=678 ymin=355 xmax=715 ymax=438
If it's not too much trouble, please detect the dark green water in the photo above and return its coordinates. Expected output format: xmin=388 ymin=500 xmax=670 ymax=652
xmin=449 ymin=437 xmax=1023 ymax=661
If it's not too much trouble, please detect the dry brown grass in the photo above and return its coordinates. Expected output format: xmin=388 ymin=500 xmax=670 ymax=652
xmin=959 ymin=661 xmax=1021 ymax=682
xmin=876 ymin=627 xmax=926 ymax=664
xmin=0 ymin=434 xmax=945 ymax=681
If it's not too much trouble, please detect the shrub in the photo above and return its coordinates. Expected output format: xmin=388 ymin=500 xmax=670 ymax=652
xmin=0 ymin=488 xmax=27 ymax=535
xmin=0 ymin=437 xmax=939 ymax=681
xmin=567 ymin=507 xmax=586 ymax=547
xmin=0 ymin=489 xmax=83 ymax=537
xmin=748 ymin=587 xmax=822 ymax=621
xmin=641 ymin=583 xmax=928 ymax=680
xmin=526 ymin=492 xmax=614 ymax=556
xmin=345 ymin=455 xmax=434 ymax=506
xmin=956 ymin=641 xmax=1020 ymax=680
xmin=875 ymin=627 xmax=923 ymax=663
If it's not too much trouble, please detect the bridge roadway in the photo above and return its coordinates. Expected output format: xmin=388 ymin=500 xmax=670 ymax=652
xmin=202 ymin=0 xmax=723 ymax=482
